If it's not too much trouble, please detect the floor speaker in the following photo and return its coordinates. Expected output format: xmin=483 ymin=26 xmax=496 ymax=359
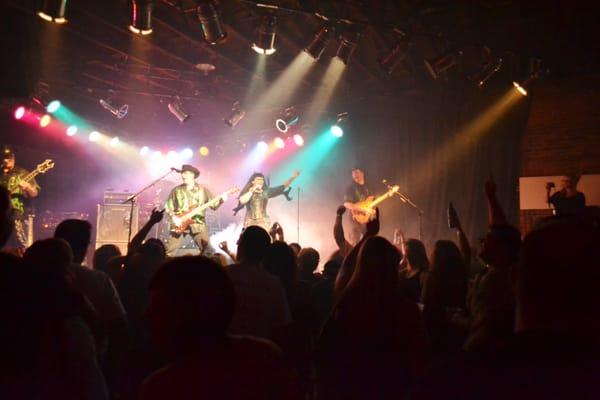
xmin=96 ymin=204 xmax=139 ymax=245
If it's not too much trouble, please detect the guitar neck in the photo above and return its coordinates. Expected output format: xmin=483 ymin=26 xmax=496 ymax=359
xmin=369 ymin=193 xmax=392 ymax=208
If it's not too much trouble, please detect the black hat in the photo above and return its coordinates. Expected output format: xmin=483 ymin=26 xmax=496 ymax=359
xmin=181 ymin=164 xmax=200 ymax=178
xmin=352 ymin=165 xmax=364 ymax=173
xmin=1 ymin=146 xmax=15 ymax=160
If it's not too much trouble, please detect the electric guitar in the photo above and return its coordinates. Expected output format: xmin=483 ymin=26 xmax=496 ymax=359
xmin=7 ymin=159 xmax=55 ymax=194
xmin=350 ymin=185 xmax=400 ymax=224
xmin=170 ymin=187 xmax=239 ymax=233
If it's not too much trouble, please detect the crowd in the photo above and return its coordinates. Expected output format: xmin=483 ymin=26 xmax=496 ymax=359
xmin=0 ymin=176 xmax=599 ymax=400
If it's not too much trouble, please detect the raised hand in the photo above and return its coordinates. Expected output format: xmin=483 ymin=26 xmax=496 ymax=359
xmin=292 ymin=170 xmax=301 ymax=178
xmin=365 ymin=207 xmax=380 ymax=237
xmin=337 ymin=205 xmax=347 ymax=216
xmin=150 ymin=208 xmax=165 ymax=224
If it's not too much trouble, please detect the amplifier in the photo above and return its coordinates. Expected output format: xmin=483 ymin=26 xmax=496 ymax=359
xmin=96 ymin=204 xmax=139 ymax=244
xmin=103 ymin=190 xmax=133 ymax=205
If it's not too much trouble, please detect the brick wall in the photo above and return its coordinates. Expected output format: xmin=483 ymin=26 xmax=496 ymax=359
xmin=520 ymin=74 xmax=600 ymax=234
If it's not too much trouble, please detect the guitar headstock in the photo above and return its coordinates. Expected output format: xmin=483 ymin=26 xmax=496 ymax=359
xmin=292 ymin=170 xmax=301 ymax=178
xmin=36 ymin=159 xmax=55 ymax=173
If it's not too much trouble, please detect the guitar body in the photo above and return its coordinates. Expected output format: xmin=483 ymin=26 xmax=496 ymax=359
xmin=169 ymin=187 xmax=240 ymax=233
xmin=350 ymin=185 xmax=400 ymax=224
xmin=8 ymin=159 xmax=54 ymax=194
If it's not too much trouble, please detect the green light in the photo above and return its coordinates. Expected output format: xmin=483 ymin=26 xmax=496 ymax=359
xmin=47 ymin=100 xmax=61 ymax=113
xmin=330 ymin=125 xmax=344 ymax=137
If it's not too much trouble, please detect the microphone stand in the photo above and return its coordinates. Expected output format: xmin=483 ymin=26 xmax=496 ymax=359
xmin=123 ymin=169 xmax=174 ymax=244
xmin=384 ymin=181 xmax=425 ymax=241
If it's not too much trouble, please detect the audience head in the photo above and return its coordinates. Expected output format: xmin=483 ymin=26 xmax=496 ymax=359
xmin=349 ymin=236 xmax=401 ymax=297
xmin=322 ymin=259 xmax=342 ymax=280
xmin=236 ymin=225 xmax=271 ymax=264
xmin=54 ymin=219 xmax=92 ymax=264
xmin=140 ymin=238 xmax=167 ymax=262
xmin=430 ymin=240 xmax=464 ymax=274
xmin=93 ymin=244 xmax=121 ymax=271
xmin=146 ymin=256 xmax=236 ymax=355
xmin=404 ymin=238 xmax=430 ymax=272
xmin=23 ymin=238 xmax=73 ymax=283
xmin=297 ymin=247 xmax=320 ymax=277
xmin=289 ymin=242 xmax=301 ymax=255
xmin=263 ymin=241 xmax=297 ymax=290
xmin=0 ymin=186 xmax=13 ymax=249
xmin=479 ymin=224 xmax=521 ymax=268
xmin=516 ymin=217 xmax=600 ymax=336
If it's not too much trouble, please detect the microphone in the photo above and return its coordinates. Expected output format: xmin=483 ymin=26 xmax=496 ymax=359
xmin=170 ymin=167 xmax=182 ymax=173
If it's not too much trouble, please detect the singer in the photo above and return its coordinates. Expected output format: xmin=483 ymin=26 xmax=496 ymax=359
xmin=233 ymin=170 xmax=300 ymax=231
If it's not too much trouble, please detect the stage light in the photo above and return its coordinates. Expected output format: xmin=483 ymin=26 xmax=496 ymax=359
xmin=129 ymin=0 xmax=154 ymax=35
xmin=197 ymin=1 xmax=226 ymax=45
xmin=110 ymin=137 xmax=120 ymax=147
xmin=39 ymin=114 xmax=51 ymax=128
xmin=38 ymin=0 xmax=68 ymax=24
xmin=379 ymin=30 xmax=412 ymax=75
xmin=274 ymin=137 xmax=285 ymax=149
xmin=330 ymin=125 xmax=344 ymax=137
xmin=335 ymin=28 xmax=360 ymax=65
xmin=199 ymin=146 xmax=210 ymax=156
xmin=471 ymin=57 xmax=503 ymax=88
xmin=14 ymin=106 xmax=26 ymax=120
xmin=168 ymin=100 xmax=190 ymax=123
xmin=66 ymin=126 xmax=78 ymax=136
xmin=257 ymin=141 xmax=268 ymax=152
xmin=46 ymin=100 xmax=61 ymax=113
xmin=89 ymin=131 xmax=101 ymax=142
xmin=252 ymin=11 xmax=277 ymax=55
xmin=305 ymin=24 xmax=334 ymax=60
xmin=513 ymin=60 xmax=543 ymax=97
xmin=152 ymin=150 xmax=162 ymax=159
xmin=140 ymin=146 xmax=150 ymax=155
xmin=424 ymin=49 xmax=463 ymax=80
xmin=167 ymin=150 xmax=178 ymax=159
xmin=181 ymin=148 xmax=194 ymax=160
xmin=224 ymin=101 xmax=245 ymax=127
xmin=293 ymin=134 xmax=304 ymax=146
xmin=275 ymin=107 xmax=299 ymax=133
xmin=99 ymin=99 xmax=128 ymax=119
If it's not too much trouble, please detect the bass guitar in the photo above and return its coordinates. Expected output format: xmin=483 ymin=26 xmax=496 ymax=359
xmin=170 ymin=187 xmax=239 ymax=233
xmin=8 ymin=159 xmax=55 ymax=194
xmin=350 ymin=185 xmax=400 ymax=224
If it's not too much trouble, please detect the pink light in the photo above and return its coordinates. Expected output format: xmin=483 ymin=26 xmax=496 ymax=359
xmin=14 ymin=106 xmax=26 ymax=120
xmin=274 ymin=137 xmax=285 ymax=149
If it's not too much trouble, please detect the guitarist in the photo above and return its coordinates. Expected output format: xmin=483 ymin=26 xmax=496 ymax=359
xmin=0 ymin=145 xmax=39 ymax=249
xmin=343 ymin=166 xmax=372 ymax=243
xmin=164 ymin=164 xmax=227 ymax=257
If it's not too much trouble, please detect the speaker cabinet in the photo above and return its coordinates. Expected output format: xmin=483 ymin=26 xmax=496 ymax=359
xmin=96 ymin=204 xmax=138 ymax=245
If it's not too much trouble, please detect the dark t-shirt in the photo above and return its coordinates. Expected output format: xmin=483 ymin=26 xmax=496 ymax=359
xmin=344 ymin=182 xmax=371 ymax=204
xmin=0 ymin=166 xmax=39 ymax=215
xmin=549 ymin=191 xmax=586 ymax=216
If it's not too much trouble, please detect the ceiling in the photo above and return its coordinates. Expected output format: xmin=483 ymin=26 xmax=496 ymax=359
xmin=2 ymin=0 xmax=598 ymax=143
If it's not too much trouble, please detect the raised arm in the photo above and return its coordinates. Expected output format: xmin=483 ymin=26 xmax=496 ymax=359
xmin=484 ymin=177 xmax=507 ymax=226
xmin=334 ymin=206 xmax=352 ymax=257
xmin=448 ymin=205 xmax=471 ymax=267
xmin=128 ymin=208 xmax=164 ymax=254
xmin=282 ymin=170 xmax=300 ymax=188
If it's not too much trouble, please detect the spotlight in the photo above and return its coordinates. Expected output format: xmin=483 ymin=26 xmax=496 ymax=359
xmin=513 ymin=59 xmax=544 ymax=97
xmin=66 ymin=126 xmax=78 ymax=136
xmin=252 ymin=11 xmax=277 ymax=55
xmin=305 ymin=24 xmax=334 ymax=60
xmin=140 ymin=146 xmax=150 ymax=155
xmin=39 ymin=114 xmax=51 ymax=128
xmin=379 ymin=30 xmax=412 ymax=75
xmin=99 ymin=99 xmax=128 ymax=119
xmin=335 ymin=27 xmax=360 ymax=65
xmin=89 ymin=131 xmax=101 ymax=142
xmin=14 ymin=106 xmax=26 ymax=120
xmin=424 ymin=49 xmax=463 ymax=80
xmin=330 ymin=111 xmax=348 ymax=137
xmin=46 ymin=100 xmax=61 ymax=113
xmin=167 ymin=150 xmax=178 ymax=159
xmin=197 ymin=1 xmax=226 ymax=45
xmin=152 ymin=150 xmax=162 ymax=159
xmin=168 ymin=99 xmax=190 ymax=123
xmin=471 ymin=57 xmax=503 ymax=88
xmin=38 ymin=0 xmax=68 ymax=24
xmin=110 ymin=137 xmax=120 ymax=147
xmin=257 ymin=141 xmax=268 ymax=152
xmin=275 ymin=107 xmax=299 ymax=133
xmin=129 ymin=0 xmax=154 ymax=35
xmin=181 ymin=148 xmax=194 ymax=160
xmin=224 ymin=101 xmax=245 ymax=128
xmin=274 ymin=137 xmax=285 ymax=149
xmin=199 ymin=146 xmax=210 ymax=156
xmin=293 ymin=134 xmax=304 ymax=146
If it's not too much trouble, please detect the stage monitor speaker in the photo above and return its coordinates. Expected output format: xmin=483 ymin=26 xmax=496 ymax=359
xmin=96 ymin=204 xmax=139 ymax=244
